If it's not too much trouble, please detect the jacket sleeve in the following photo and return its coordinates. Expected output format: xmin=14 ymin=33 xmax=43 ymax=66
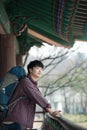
xmin=21 ymin=77 xmax=51 ymax=110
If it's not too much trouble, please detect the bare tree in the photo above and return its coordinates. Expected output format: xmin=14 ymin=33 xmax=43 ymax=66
xmin=23 ymin=45 xmax=87 ymax=114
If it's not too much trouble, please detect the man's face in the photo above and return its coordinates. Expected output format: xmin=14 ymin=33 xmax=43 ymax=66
xmin=29 ymin=66 xmax=43 ymax=79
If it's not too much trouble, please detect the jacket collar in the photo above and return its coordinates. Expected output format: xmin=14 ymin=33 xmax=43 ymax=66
xmin=27 ymin=75 xmax=37 ymax=86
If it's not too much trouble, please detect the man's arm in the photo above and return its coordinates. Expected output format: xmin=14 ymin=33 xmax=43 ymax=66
xmin=22 ymin=78 xmax=61 ymax=116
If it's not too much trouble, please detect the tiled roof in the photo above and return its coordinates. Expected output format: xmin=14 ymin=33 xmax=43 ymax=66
xmin=1 ymin=0 xmax=87 ymax=54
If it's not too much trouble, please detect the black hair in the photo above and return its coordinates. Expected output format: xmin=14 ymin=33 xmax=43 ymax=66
xmin=27 ymin=60 xmax=44 ymax=73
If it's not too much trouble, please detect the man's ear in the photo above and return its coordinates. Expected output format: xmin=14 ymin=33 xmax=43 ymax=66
xmin=29 ymin=68 xmax=32 ymax=73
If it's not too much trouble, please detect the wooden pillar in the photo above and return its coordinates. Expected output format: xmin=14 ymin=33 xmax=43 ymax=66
xmin=0 ymin=34 xmax=16 ymax=78
xmin=16 ymin=54 xmax=23 ymax=66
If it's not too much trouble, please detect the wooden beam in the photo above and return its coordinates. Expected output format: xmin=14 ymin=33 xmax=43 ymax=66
xmin=28 ymin=29 xmax=71 ymax=48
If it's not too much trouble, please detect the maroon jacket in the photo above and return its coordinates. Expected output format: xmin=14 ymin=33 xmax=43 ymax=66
xmin=4 ymin=76 xmax=51 ymax=128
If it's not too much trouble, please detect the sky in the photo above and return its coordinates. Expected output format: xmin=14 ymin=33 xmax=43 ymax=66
xmin=29 ymin=42 xmax=67 ymax=58
xmin=29 ymin=40 xmax=87 ymax=58
xmin=70 ymin=40 xmax=87 ymax=54
xmin=23 ymin=40 xmax=87 ymax=74
xmin=23 ymin=40 xmax=87 ymax=72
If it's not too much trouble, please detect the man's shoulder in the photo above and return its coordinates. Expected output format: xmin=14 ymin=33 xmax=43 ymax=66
xmin=19 ymin=76 xmax=32 ymax=84
xmin=20 ymin=76 xmax=29 ymax=81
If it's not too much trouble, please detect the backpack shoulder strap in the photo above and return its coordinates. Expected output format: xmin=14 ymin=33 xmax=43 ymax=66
xmin=8 ymin=96 xmax=27 ymax=111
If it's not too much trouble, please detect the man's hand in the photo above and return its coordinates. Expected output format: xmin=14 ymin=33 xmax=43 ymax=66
xmin=46 ymin=108 xmax=62 ymax=117
xmin=51 ymin=110 xmax=62 ymax=117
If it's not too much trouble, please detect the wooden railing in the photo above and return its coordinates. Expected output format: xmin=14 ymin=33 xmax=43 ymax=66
xmin=41 ymin=114 xmax=87 ymax=130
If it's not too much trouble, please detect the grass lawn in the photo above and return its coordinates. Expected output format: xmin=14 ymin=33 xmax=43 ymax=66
xmin=64 ymin=114 xmax=87 ymax=128
xmin=33 ymin=114 xmax=87 ymax=129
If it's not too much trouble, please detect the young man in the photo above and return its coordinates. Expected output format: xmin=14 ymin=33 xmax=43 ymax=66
xmin=3 ymin=60 xmax=61 ymax=130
